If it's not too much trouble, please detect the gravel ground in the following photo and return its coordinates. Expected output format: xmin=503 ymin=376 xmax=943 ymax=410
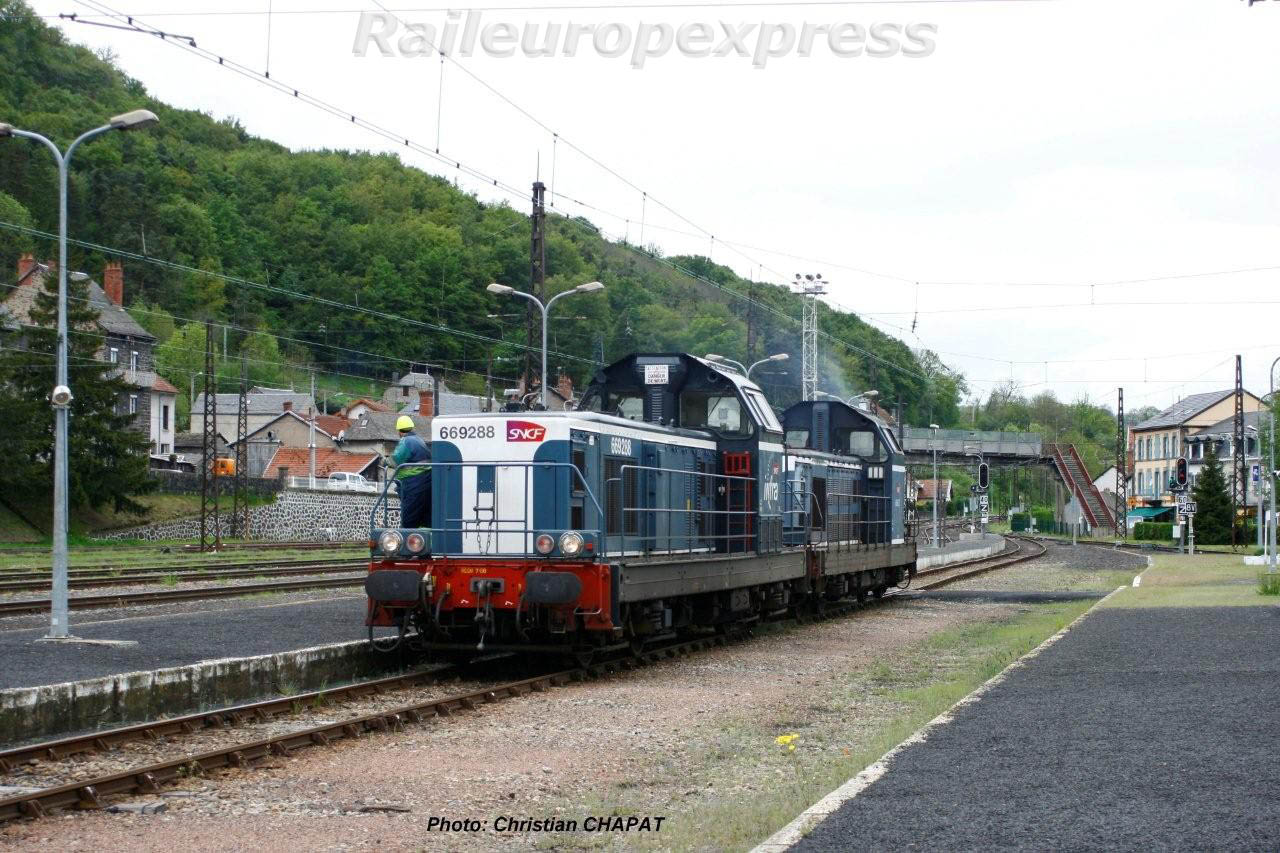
xmin=793 ymin=605 xmax=1280 ymax=852
xmin=941 ymin=542 xmax=1145 ymax=593
xmin=0 ymin=593 xmax=368 ymax=689
xmin=0 ymin=543 xmax=1140 ymax=851
xmin=0 ymin=595 xmax=1009 ymax=852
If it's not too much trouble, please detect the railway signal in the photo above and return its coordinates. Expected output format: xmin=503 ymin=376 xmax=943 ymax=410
xmin=1176 ymin=457 xmax=1188 ymax=489
xmin=978 ymin=462 xmax=990 ymax=491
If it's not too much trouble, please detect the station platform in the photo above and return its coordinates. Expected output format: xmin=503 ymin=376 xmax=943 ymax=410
xmin=0 ymin=592 xmax=374 ymax=744
xmin=768 ymin=559 xmax=1280 ymax=851
xmin=0 ymin=593 xmax=368 ymax=691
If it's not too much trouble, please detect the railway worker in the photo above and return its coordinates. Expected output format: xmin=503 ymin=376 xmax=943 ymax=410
xmin=392 ymin=415 xmax=432 ymax=528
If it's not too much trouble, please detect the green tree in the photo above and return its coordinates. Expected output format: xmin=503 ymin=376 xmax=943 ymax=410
xmin=1192 ymin=443 xmax=1233 ymax=546
xmin=0 ymin=269 xmax=154 ymax=515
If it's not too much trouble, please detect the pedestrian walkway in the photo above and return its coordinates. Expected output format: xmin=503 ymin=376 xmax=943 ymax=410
xmin=773 ymin=555 xmax=1280 ymax=851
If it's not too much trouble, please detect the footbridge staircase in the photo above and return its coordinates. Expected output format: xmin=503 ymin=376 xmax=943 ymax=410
xmin=1046 ymin=443 xmax=1113 ymax=530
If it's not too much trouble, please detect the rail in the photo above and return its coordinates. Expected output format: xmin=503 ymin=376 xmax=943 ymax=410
xmin=370 ymin=461 xmax=607 ymax=559
xmin=608 ymin=463 xmax=780 ymax=556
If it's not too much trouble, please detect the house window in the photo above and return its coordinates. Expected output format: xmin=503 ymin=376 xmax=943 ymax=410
xmin=162 ymin=405 xmax=170 ymax=431
xmin=109 ymin=347 xmax=119 ymax=364
xmin=128 ymin=394 xmax=139 ymax=415
xmin=130 ymin=351 xmax=139 ymax=371
xmin=1145 ymin=437 xmax=1152 ymax=460
xmin=161 ymin=443 xmax=170 ymax=454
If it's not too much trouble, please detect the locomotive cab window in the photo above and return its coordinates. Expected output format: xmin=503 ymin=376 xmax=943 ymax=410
xmin=681 ymin=392 xmax=750 ymax=437
xmin=843 ymin=428 xmax=887 ymax=462
xmin=785 ymin=428 xmax=810 ymax=450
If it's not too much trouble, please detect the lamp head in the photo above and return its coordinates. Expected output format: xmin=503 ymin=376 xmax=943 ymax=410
xmin=929 ymin=423 xmax=940 ymax=430
xmin=109 ymin=109 xmax=159 ymax=131
xmin=769 ymin=353 xmax=789 ymax=362
xmin=0 ymin=123 xmax=12 ymax=138
xmin=69 ymin=272 xmax=90 ymax=282
xmin=51 ymin=385 xmax=73 ymax=407
xmin=486 ymin=283 xmax=514 ymax=295
xmin=574 ymin=281 xmax=604 ymax=293
xmin=705 ymin=353 xmax=725 ymax=363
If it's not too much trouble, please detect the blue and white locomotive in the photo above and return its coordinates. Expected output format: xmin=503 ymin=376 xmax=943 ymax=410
xmin=366 ymin=353 xmax=915 ymax=655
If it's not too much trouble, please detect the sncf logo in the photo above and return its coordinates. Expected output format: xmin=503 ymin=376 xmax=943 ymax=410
xmin=506 ymin=420 xmax=547 ymax=442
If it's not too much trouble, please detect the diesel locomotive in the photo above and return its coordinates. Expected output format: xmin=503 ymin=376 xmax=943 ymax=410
xmin=365 ymin=353 xmax=915 ymax=657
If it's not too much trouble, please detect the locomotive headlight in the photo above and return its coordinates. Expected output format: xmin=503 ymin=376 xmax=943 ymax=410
xmin=405 ymin=532 xmax=427 ymax=554
xmin=558 ymin=531 xmax=585 ymax=557
xmin=534 ymin=533 xmax=556 ymax=555
xmin=378 ymin=530 xmax=404 ymax=555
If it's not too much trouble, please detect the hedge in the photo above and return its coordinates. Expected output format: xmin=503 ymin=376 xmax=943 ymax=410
xmin=1134 ymin=522 xmax=1175 ymax=541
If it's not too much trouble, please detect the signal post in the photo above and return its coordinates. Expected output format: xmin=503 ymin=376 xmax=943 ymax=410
xmin=1172 ymin=457 xmax=1195 ymax=555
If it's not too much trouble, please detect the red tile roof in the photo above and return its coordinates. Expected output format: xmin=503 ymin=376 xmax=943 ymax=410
xmin=917 ymin=479 xmax=953 ymax=501
xmin=152 ymin=376 xmax=180 ymax=394
xmin=341 ymin=397 xmax=391 ymax=415
xmin=314 ymin=414 xmax=350 ymax=435
xmin=263 ymin=447 xmax=379 ymax=479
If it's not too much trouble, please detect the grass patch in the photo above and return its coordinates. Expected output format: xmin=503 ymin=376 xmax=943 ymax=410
xmin=160 ymin=573 xmax=179 ymax=587
xmin=549 ymin=600 xmax=1098 ymax=852
xmin=1258 ymin=572 xmax=1280 ymax=596
xmin=1106 ymin=554 xmax=1280 ymax=609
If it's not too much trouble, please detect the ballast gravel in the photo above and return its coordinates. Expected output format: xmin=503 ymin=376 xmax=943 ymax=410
xmin=0 ymin=543 xmax=1142 ymax=852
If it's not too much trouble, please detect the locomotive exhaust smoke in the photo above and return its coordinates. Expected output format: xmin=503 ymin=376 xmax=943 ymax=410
xmin=352 ymin=11 xmax=937 ymax=68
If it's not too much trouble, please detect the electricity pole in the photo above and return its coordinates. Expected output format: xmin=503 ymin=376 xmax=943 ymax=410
xmin=527 ymin=181 xmax=546 ymax=402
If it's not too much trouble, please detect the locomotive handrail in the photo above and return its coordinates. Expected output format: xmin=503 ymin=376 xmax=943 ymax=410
xmin=607 ymin=463 xmax=777 ymax=556
xmin=825 ymin=490 xmax=893 ymax=550
xmin=370 ymin=460 xmax=607 ymax=559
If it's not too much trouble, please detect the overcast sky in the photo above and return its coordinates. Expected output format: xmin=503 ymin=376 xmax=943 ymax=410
xmin=26 ymin=0 xmax=1280 ymax=413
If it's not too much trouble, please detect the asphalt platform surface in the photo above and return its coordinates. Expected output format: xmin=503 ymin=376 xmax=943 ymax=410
xmin=793 ymin=605 xmax=1280 ymax=851
xmin=0 ymin=593 xmax=367 ymax=689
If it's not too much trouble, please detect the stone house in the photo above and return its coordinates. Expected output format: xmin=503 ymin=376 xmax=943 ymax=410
xmin=340 ymin=412 xmax=431 ymax=460
xmin=339 ymin=397 xmax=390 ymax=420
xmin=2 ymin=254 xmax=180 ymax=454
xmin=1130 ymin=389 xmax=1263 ymax=506
xmin=190 ymin=388 xmax=315 ymax=441
xmin=228 ymin=409 xmax=347 ymax=477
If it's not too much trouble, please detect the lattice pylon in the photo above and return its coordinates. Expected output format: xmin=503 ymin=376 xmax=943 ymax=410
xmin=1115 ymin=387 xmax=1127 ymax=538
xmin=232 ymin=352 xmax=249 ymax=539
xmin=199 ymin=320 xmax=221 ymax=552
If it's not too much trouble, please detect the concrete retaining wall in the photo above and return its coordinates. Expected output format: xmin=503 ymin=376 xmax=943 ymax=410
xmin=0 ymin=639 xmax=404 ymax=746
xmin=96 ymin=488 xmax=401 ymax=543
xmin=916 ymin=535 xmax=1006 ymax=571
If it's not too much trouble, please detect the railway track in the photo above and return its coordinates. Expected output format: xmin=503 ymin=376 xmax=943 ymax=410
xmin=0 ymin=536 xmax=1047 ymax=822
xmin=0 ymin=555 xmax=366 ymax=578
xmin=909 ymin=535 xmax=1047 ymax=591
xmin=0 ymin=561 xmax=366 ymax=594
xmin=0 ymin=575 xmax=366 ymax=616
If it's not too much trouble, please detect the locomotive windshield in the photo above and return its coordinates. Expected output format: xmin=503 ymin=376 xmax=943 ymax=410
xmin=681 ymin=392 xmax=750 ymax=436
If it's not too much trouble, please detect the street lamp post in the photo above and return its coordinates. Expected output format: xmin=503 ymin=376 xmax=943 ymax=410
xmin=746 ymin=353 xmax=788 ymax=379
xmin=706 ymin=352 xmax=788 ymax=380
xmin=487 ymin=281 xmax=603 ymax=408
xmin=930 ymin=423 xmax=940 ymax=548
xmin=1 ymin=109 xmax=159 ymax=640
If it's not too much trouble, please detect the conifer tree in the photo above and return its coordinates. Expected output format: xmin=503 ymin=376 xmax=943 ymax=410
xmin=1191 ymin=443 xmax=1233 ymax=546
xmin=0 ymin=270 xmax=153 ymax=520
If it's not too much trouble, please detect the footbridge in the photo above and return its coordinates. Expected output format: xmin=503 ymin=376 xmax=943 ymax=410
xmin=899 ymin=428 xmax=1114 ymax=530
xmin=900 ymin=427 xmax=1043 ymax=465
